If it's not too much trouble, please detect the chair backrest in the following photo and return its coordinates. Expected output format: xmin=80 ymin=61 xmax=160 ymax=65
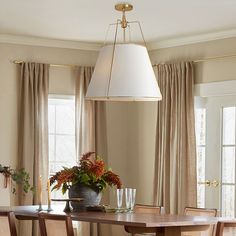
xmin=0 ymin=211 xmax=17 ymax=236
xmin=184 ymin=207 xmax=217 ymax=236
xmin=216 ymin=221 xmax=236 ymax=236
xmin=134 ymin=204 xmax=162 ymax=214
xmin=39 ymin=213 xmax=74 ymax=236
xmin=125 ymin=204 xmax=162 ymax=234
xmin=185 ymin=207 xmax=217 ymax=217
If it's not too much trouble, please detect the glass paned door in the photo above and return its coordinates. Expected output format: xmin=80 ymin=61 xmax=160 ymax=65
xmin=221 ymin=107 xmax=236 ymax=217
xmin=195 ymin=96 xmax=236 ymax=217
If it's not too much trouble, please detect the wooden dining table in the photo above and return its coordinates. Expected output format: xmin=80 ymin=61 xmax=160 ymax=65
xmin=0 ymin=205 xmax=219 ymax=236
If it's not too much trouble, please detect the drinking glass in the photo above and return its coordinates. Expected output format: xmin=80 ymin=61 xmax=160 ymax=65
xmin=130 ymin=188 xmax=136 ymax=211
xmin=125 ymin=188 xmax=132 ymax=210
xmin=116 ymin=188 xmax=123 ymax=211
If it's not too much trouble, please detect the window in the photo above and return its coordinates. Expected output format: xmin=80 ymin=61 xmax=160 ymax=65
xmin=195 ymin=107 xmax=206 ymax=208
xmin=48 ymin=97 xmax=76 ymax=198
xmin=221 ymin=107 xmax=236 ymax=217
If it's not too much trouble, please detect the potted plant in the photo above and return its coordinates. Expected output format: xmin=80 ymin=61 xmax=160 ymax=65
xmin=50 ymin=152 xmax=122 ymax=211
xmin=0 ymin=164 xmax=33 ymax=194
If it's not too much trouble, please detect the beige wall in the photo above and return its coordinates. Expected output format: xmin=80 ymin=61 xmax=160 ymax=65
xmin=0 ymin=43 xmax=97 ymax=205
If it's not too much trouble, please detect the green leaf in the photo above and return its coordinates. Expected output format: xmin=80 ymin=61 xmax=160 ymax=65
xmin=80 ymin=173 xmax=90 ymax=184
xmin=62 ymin=183 xmax=68 ymax=195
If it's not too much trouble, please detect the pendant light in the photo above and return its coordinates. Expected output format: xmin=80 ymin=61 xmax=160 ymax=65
xmin=86 ymin=3 xmax=162 ymax=101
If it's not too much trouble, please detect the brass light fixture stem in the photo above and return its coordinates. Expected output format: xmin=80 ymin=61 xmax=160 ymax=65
xmin=122 ymin=10 xmax=128 ymax=41
xmin=115 ymin=3 xmax=133 ymax=42
xmin=121 ymin=10 xmax=128 ymax=29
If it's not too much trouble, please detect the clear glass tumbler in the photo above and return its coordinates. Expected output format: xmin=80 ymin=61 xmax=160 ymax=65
xmin=117 ymin=188 xmax=123 ymax=211
xmin=130 ymin=188 xmax=136 ymax=211
xmin=125 ymin=188 xmax=132 ymax=210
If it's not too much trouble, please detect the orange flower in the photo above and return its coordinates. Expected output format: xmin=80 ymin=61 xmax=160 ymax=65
xmin=50 ymin=167 xmax=77 ymax=189
xmin=103 ymin=170 xmax=122 ymax=189
xmin=89 ymin=159 xmax=105 ymax=178
xmin=79 ymin=152 xmax=95 ymax=171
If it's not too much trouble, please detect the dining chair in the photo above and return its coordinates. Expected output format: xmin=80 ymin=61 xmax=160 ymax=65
xmin=38 ymin=213 xmax=74 ymax=236
xmin=0 ymin=211 xmax=17 ymax=236
xmin=184 ymin=207 xmax=217 ymax=236
xmin=134 ymin=204 xmax=163 ymax=214
xmin=185 ymin=207 xmax=217 ymax=217
xmin=216 ymin=221 xmax=236 ymax=236
xmin=125 ymin=204 xmax=163 ymax=236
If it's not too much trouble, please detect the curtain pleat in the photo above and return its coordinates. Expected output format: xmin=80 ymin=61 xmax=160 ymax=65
xmin=18 ymin=62 xmax=49 ymax=236
xmin=153 ymin=62 xmax=197 ymax=214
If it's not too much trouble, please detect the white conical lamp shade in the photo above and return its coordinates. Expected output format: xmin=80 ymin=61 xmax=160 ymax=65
xmin=86 ymin=43 xmax=162 ymax=101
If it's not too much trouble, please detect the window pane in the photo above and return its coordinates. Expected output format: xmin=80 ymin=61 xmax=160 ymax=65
xmin=55 ymin=162 xmax=76 ymax=171
xmin=48 ymin=105 xmax=55 ymax=134
xmin=222 ymin=147 xmax=235 ymax=183
xmin=222 ymin=185 xmax=235 ymax=217
xmin=195 ymin=107 xmax=206 ymax=209
xmin=56 ymin=135 xmax=76 ymax=162
xmin=56 ymin=104 xmax=75 ymax=135
xmin=223 ymin=107 xmax=235 ymax=145
xmin=197 ymin=147 xmax=205 ymax=182
xmin=197 ymin=184 xmax=205 ymax=208
xmin=195 ymin=108 xmax=206 ymax=145
xmin=49 ymin=135 xmax=55 ymax=162
xmin=49 ymin=162 xmax=55 ymax=175
xmin=197 ymin=147 xmax=205 ymax=208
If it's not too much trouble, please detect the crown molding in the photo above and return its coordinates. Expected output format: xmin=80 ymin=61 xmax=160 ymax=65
xmin=1 ymin=28 xmax=236 ymax=52
xmin=147 ymin=28 xmax=236 ymax=51
xmin=0 ymin=34 xmax=102 ymax=51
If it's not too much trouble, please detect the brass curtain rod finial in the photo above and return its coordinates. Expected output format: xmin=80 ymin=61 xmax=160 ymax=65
xmin=12 ymin=60 xmax=24 ymax=64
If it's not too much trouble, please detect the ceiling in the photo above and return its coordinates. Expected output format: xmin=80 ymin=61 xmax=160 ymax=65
xmin=1 ymin=0 xmax=236 ymax=45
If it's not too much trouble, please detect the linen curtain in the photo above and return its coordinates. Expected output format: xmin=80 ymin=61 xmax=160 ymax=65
xmin=153 ymin=62 xmax=197 ymax=214
xmin=18 ymin=62 xmax=49 ymax=236
xmin=75 ymin=66 xmax=110 ymax=236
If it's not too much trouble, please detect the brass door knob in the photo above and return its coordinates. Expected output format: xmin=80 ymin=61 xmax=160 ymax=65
xmin=211 ymin=180 xmax=220 ymax=187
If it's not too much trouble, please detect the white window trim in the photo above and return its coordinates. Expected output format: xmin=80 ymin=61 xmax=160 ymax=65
xmin=195 ymin=80 xmax=236 ymax=97
xmin=49 ymin=94 xmax=75 ymax=100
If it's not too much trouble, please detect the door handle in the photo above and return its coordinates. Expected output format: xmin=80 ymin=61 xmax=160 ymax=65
xmin=198 ymin=180 xmax=211 ymax=187
xmin=198 ymin=180 xmax=220 ymax=187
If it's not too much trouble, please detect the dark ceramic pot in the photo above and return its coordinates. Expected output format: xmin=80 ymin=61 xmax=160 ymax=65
xmin=68 ymin=183 xmax=102 ymax=211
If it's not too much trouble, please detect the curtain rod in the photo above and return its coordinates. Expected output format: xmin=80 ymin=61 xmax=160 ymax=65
xmin=152 ymin=53 xmax=236 ymax=67
xmin=12 ymin=60 xmax=80 ymax=68
xmin=13 ymin=52 xmax=236 ymax=68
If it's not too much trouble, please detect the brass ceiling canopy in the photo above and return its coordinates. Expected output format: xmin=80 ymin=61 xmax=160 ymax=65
xmin=115 ymin=3 xmax=133 ymax=12
xmin=115 ymin=3 xmax=133 ymax=29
